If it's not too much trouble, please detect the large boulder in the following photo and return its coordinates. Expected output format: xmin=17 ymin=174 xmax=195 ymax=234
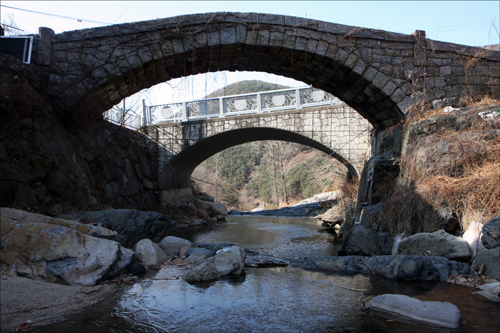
xmin=1 ymin=208 xmax=117 ymax=239
xmin=470 ymin=247 xmax=500 ymax=280
xmin=368 ymin=294 xmax=462 ymax=329
xmin=462 ymin=221 xmax=486 ymax=257
xmin=199 ymin=200 xmax=228 ymax=218
xmin=481 ymin=216 xmax=500 ymax=249
xmin=184 ymin=261 xmax=220 ymax=282
xmin=58 ymin=209 xmax=175 ymax=248
xmin=397 ymin=230 xmax=472 ymax=262
xmin=158 ymin=236 xmax=193 ymax=255
xmin=347 ymin=224 xmax=392 ymax=256
xmin=135 ymin=239 xmax=168 ymax=266
xmin=184 ymin=246 xmax=247 ymax=282
xmin=291 ymin=255 xmax=469 ymax=281
xmin=209 ymin=246 xmax=246 ymax=275
xmin=345 ymin=204 xmax=393 ymax=256
xmin=1 ymin=215 xmax=133 ymax=286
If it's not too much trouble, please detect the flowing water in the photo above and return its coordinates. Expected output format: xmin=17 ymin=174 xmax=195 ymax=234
xmin=32 ymin=216 xmax=499 ymax=333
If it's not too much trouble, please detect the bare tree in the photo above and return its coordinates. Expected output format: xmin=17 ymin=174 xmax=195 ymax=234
xmin=1 ymin=13 xmax=26 ymax=36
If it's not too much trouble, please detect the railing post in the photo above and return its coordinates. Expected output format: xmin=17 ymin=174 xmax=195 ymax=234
xmin=219 ymin=97 xmax=224 ymax=118
xmin=182 ymin=102 xmax=187 ymax=121
xmin=257 ymin=93 xmax=262 ymax=113
xmin=142 ymin=99 xmax=148 ymax=126
xmin=296 ymin=88 xmax=302 ymax=109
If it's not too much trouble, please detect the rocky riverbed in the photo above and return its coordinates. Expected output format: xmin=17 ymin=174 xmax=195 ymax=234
xmin=2 ymin=203 xmax=500 ymax=331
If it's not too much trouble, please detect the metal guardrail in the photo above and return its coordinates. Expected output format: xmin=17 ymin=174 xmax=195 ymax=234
xmin=143 ymin=86 xmax=342 ymax=126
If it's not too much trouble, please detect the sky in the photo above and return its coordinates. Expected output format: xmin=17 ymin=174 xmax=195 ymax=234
xmin=1 ymin=1 xmax=499 ymax=113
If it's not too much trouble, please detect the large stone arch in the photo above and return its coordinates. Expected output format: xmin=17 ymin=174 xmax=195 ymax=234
xmin=159 ymin=127 xmax=358 ymax=191
xmin=37 ymin=12 xmax=499 ymax=130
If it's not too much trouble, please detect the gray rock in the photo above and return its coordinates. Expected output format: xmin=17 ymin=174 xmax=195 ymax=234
xmin=364 ymin=255 xmax=467 ymax=281
xmin=179 ymin=245 xmax=191 ymax=259
xmin=1 ymin=217 xmax=133 ymax=286
xmin=475 ymin=290 xmax=500 ymax=302
xmin=369 ymin=294 xmax=462 ymax=329
xmin=135 ymin=239 xmax=168 ymax=266
xmin=58 ymin=209 xmax=175 ymax=248
xmin=289 ymin=255 xmax=469 ymax=281
xmin=187 ymin=247 xmax=216 ymax=258
xmin=158 ymin=236 xmax=193 ymax=255
xmin=471 ymin=247 xmax=500 ymax=280
xmin=200 ymin=200 xmax=228 ymax=217
xmin=476 ymin=283 xmax=500 ymax=302
xmin=1 ymin=207 xmax=117 ymax=239
xmin=478 ymin=282 xmax=500 ymax=294
xmin=359 ymin=203 xmax=385 ymax=231
xmin=481 ymin=216 xmax=500 ymax=249
xmin=245 ymin=255 xmax=289 ymax=268
xmin=347 ymin=224 xmax=393 ymax=256
xmin=113 ymin=246 xmax=135 ymax=276
xmin=184 ymin=261 xmax=220 ymax=282
xmin=185 ymin=253 xmax=206 ymax=263
xmin=397 ymin=230 xmax=472 ymax=262
xmin=209 ymin=246 xmax=247 ymax=276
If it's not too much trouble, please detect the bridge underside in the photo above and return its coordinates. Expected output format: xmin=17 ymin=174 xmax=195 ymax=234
xmin=86 ymin=43 xmax=406 ymax=130
xmin=159 ymin=127 xmax=359 ymax=191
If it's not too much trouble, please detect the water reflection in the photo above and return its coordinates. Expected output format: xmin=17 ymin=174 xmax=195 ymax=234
xmin=116 ymin=267 xmax=367 ymax=333
xmin=32 ymin=216 xmax=499 ymax=333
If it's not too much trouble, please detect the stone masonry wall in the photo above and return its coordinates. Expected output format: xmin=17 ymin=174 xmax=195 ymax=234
xmin=0 ymin=54 xmax=161 ymax=215
xmin=150 ymin=103 xmax=372 ymax=177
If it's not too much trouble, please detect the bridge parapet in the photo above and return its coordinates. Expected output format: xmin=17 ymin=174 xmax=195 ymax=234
xmin=144 ymin=86 xmax=342 ymax=125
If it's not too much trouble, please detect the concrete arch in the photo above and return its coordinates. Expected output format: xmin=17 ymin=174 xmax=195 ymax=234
xmin=159 ymin=127 xmax=358 ymax=191
xmin=36 ymin=12 xmax=498 ymax=130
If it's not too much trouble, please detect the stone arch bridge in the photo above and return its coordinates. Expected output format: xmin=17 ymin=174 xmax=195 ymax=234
xmin=30 ymin=11 xmax=499 ymax=131
xmin=22 ymin=12 xmax=499 ymax=198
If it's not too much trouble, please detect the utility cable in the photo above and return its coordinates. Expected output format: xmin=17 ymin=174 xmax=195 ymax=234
xmin=1 ymin=5 xmax=112 ymax=25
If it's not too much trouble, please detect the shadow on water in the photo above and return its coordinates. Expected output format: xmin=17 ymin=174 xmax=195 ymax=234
xmin=29 ymin=216 xmax=499 ymax=333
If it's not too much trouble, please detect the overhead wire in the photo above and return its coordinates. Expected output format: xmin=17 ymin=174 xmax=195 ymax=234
xmin=0 ymin=4 xmax=112 ymax=25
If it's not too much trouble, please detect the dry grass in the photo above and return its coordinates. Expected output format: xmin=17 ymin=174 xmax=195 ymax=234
xmin=421 ymin=163 xmax=500 ymax=228
xmin=337 ymin=176 xmax=359 ymax=223
xmin=384 ymin=97 xmax=500 ymax=234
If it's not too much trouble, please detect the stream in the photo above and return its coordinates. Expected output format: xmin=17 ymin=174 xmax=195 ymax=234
xmin=32 ymin=216 xmax=499 ymax=332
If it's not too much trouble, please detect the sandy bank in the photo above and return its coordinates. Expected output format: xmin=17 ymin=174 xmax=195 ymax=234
xmin=0 ymin=276 xmax=116 ymax=331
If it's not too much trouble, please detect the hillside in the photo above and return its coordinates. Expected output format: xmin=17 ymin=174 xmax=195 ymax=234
xmin=206 ymin=80 xmax=288 ymax=98
xmin=192 ymin=80 xmax=348 ymax=210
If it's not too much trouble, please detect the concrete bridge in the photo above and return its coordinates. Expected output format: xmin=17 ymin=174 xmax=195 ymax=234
xmin=28 ymin=12 xmax=498 ymax=131
xmin=140 ymin=86 xmax=372 ymax=195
